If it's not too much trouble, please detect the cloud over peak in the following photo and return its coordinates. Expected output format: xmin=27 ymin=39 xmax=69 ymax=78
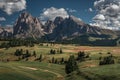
xmin=0 ymin=0 xmax=26 ymax=15
xmin=93 ymin=14 xmax=105 ymax=21
xmin=40 ymin=7 xmax=69 ymax=22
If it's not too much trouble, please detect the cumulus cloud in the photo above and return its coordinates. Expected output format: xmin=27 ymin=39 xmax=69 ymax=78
xmin=93 ymin=14 xmax=105 ymax=20
xmin=40 ymin=7 xmax=69 ymax=22
xmin=0 ymin=17 xmax=6 ymax=21
xmin=0 ymin=0 xmax=26 ymax=15
xmin=92 ymin=0 xmax=120 ymax=30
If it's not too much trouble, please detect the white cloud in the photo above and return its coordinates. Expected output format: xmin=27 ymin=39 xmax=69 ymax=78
xmin=0 ymin=0 xmax=26 ymax=15
xmin=89 ymin=8 xmax=93 ymax=12
xmin=40 ymin=7 xmax=69 ymax=21
xmin=0 ymin=17 xmax=6 ymax=21
xmin=93 ymin=14 xmax=105 ymax=20
xmin=92 ymin=0 xmax=120 ymax=30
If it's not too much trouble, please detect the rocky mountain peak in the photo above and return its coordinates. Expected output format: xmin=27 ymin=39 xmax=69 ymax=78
xmin=0 ymin=27 xmax=13 ymax=38
xmin=54 ymin=16 xmax=64 ymax=25
xmin=68 ymin=15 xmax=85 ymax=26
xmin=46 ymin=15 xmax=118 ymax=41
xmin=13 ymin=12 xmax=44 ymax=39
xmin=20 ymin=12 xmax=32 ymax=18
xmin=0 ymin=12 xmax=118 ymax=41
xmin=44 ymin=20 xmax=55 ymax=34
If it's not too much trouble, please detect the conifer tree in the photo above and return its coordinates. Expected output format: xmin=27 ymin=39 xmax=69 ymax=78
xmin=65 ymin=55 xmax=79 ymax=74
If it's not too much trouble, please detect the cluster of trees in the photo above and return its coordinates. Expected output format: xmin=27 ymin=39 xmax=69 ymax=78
xmin=49 ymin=51 xmax=89 ymax=65
xmin=14 ymin=49 xmax=44 ymax=62
xmin=49 ymin=57 xmax=65 ymax=64
xmin=99 ymin=55 xmax=115 ymax=65
xmin=64 ymin=51 xmax=90 ymax=74
xmin=50 ymin=48 xmax=63 ymax=54
xmin=14 ymin=49 xmax=36 ymax=61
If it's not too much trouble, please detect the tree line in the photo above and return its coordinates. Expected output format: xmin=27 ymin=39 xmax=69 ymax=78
xmin=0 ymin=39 xmax=35 ymax=48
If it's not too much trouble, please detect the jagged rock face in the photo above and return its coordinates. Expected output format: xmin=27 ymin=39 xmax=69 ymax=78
xmin=43 ymin=17 xmax=64 ymax=34
xmin=0 ymin=27 xmax=3 ymax=33
xmin=0 ymin=27 xmax=13 ymax=38
xmin=47 ymin=15 xmax=117 ymax=40
xmin=44 ymin=20 xmax=55 ymax=34
xmin=54 ymin=16 xmax=64 ymax=25
xmin=13 ymin=12 xmax=44 ymax=39
xmin=0 ymin=12 xmax=118 ymax=40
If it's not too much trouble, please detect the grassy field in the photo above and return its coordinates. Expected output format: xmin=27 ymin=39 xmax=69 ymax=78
xmin=0 ymin=43 xmax=120 ymax=80
xmin=0 ymin=61 xmax=65 ymax=80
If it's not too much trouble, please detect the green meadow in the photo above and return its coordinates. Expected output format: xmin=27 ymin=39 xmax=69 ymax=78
xmin=0 ymin=43 xmax=120 ymax=80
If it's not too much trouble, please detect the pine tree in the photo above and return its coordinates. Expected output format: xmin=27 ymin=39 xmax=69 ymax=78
xmin=55 ymin=59 xmax=58 ymax=64
xmin=52 ymin=57 xmax=55 ymax=63
xmin=39 ymin=54 xmax=42 ymax=62
xmin=60 ymin=57 xmax=64 ymax=64
xmin=33 ymin=51 xmax=36 ymax=57
xmin=14 ymin=49 xmax=22 ymax=56
xmin=77 ymin=51 xmax=85 ymax=61
xmin=59 ymin=48 xmax=63 ymax=54
xmin=65 ymin=55 xmax=79 ymax=74
xmin=50 ymin=49 xmax=53 ymax=54
xmin=25 ymin=50 xmax=31 ymax=58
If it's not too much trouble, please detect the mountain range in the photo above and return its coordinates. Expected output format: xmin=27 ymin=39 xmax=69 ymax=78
xmin=0 ymin=12 xmax=119 ymax=44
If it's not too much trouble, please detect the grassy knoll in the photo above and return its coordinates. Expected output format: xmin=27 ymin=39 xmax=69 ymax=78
xmin=80 ymin=64 xmax=120 ymax=80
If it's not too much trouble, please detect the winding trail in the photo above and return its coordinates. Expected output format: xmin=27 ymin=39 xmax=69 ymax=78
xmin=18 ymin=66 xmax=64 ymax=79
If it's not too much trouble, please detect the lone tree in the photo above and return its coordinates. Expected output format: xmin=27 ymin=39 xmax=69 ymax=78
xmin=65 ymin=55 xmax=79 ymax=74
xmin=24 ymin=50 xmax=31 ymax=58
xmin=32 ymin=51 xmax=36 ymax=57
xmin=39 ymin=54 xmax=42 ymax=62
xmin=59 ymin=48 xmax=63 ymax=54
xmin=55 ymin=59 xmax=58 ymax=64
xmin=14 ymin=49 xmax=23 ymax=56
xmin=52 ymin=57 xmax=55 ymax=63
xmin=60 ymin=57 xmax=64 ymax=64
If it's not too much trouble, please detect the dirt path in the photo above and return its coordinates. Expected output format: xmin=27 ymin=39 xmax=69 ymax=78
xmin=43 ymin=69 xmax=62 ymax=77
xmin=19 ymin=66 xmax=38 ymax=70
xmin=19 ymin=66 xmax=64 ymax=79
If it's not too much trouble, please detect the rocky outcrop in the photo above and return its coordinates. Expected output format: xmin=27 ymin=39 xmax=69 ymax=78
xmin=0 ymin=27 xmax=13 ymax=38
xmin=13 ymin=12 xmax=44 ymax=39
xmin=44 ymin=20 xmax=55 ymax=34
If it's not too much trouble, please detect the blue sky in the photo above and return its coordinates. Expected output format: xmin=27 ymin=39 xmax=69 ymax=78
xmin=0 ymin=0 xmax=120 ymax=30
xmin=0 ymin=0 xmax=96 ymax=26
